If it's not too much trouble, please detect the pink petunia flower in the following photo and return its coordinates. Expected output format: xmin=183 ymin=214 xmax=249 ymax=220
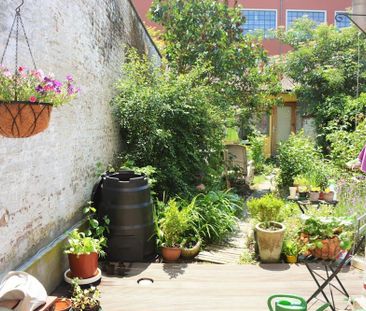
xmin=29 ymin=96 xmax=37 ymax=103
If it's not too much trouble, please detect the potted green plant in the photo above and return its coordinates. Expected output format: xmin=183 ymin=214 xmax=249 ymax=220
xmin=293 ymin=175 xmax=309 ymax=199
xmin=156 ymin=199 xmax=189 ymax=262
xmin=247 ymin=194 xmax=286 ymax=263
xmin=71 ymin=279 xmax=101 ymax=311
xmin=323 ymin=188 xmax=335 ymax=202
xmin=282 ymin=240 xmax=300 ymax=264
xmin=309 ymin=186 xmax=321 ymax=202
xmin=300 ymin=215 xmax=354 ymax=260
xmin=65 ymin=229 xmax=105 ymax=279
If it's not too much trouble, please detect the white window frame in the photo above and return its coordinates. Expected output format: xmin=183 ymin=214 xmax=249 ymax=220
xmin=286 ymin=9 xmax=327 ymax=30
xmin=334 ymin=11 xmax=351 ymax=28
xmin=241 ymin=8 xmax=278 ymax=36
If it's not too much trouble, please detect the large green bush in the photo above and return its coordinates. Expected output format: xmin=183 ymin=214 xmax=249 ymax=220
xmin=327 ymin=120 xmax=366 ymax=168
xmin=112 ymin=50 xmax=225 ymax=196
xmin=277 ymin=131 xmax=321 ymax=188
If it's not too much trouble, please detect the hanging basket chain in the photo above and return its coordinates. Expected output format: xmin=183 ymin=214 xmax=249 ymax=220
xmin=0 ymin=0 xmax=37 ymax=101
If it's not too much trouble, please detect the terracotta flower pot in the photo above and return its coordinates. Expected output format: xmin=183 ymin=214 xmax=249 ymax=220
xmin=286 ymin=255 xmax=297 ymax=264
xmin=323 ymin=191 xmax=334 ymax=202
xmin=181 ymin=241 xmax=201 ymax=259
xmin=53 ymin=298 xmax=72 ymax=311
xmin=309 ymin=191 xmax=320 ymax=202
xmin=68 ymin=253 xmax=98 ymax=279
xmin=0 ymin=101 xmax=52 ymax=138
xmin=161 ymin=246 xmax=181 ymax=262
xmin=310 ymin=237 xmax=341 ymax=260
xmin=255 ymin=222 xmax=286 ymax=263
xmin=319 ymin=192 xmax=325 ymax=200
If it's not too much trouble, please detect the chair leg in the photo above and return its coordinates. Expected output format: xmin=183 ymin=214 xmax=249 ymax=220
xmin=305 ymin=262 xmax=335 ymax=310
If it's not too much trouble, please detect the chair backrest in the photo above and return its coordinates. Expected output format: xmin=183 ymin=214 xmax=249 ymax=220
xmin=224 ymin=144 xmax=247 ymax=175
xmin=353 ymin=212 xmax=366 ymax=256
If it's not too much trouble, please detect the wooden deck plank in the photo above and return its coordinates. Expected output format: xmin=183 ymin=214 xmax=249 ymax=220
xmin=98 ymin=263 xmax=363 ymax=310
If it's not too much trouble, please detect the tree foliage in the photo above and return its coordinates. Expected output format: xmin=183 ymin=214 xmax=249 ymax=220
xmin=279 ymin=19 xmax=366 ymax=149
xmin=112 ymin=50 xmax=225 ymax=196
xmin=149 ymin=0 xmax=281 ymax=114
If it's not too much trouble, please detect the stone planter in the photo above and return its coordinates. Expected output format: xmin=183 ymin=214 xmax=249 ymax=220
xmin=255 ymin=221 xmax=285 ymax=263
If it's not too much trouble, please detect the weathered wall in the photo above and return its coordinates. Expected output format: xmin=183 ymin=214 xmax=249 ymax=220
xmin=0 ymin=0 xmax=160 ymax=278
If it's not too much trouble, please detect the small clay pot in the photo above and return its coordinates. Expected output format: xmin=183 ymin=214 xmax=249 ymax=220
xmin=286 ymin=255 xmax=297 ymax=264
xmin=323 ymin=191 xmax=334 ymax=202
xmin=53 ymin=298 xmax=72 ymax=311
xmin=68 ymin=252 xmax=98 ymax=279
xmin=161 ymin=246 xmax=181 ymax=262
xmin=309 ymin=191 xmax=320 ymax=202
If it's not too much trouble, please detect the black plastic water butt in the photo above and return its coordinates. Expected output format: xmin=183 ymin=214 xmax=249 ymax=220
xmin=94 ymin=170 xmax=156 ymax=262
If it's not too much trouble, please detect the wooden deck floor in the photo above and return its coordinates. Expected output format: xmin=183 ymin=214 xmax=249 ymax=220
xmin=96 ymin=263 xmax=363 ymax=310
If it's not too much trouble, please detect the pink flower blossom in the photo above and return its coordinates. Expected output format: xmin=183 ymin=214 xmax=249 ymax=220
xmin=29 ymin=96 xmax=37 ymax=103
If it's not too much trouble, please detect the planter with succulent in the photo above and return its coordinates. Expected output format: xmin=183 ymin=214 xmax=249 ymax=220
xmin=71 ymin=279 xmax=101 ymax=311
xmin=247 ymin=194 xmax=286 ymax=263
xmin=300 ymin=215 xmax=354 ymax=260
xmin=156 ymin=199 xmax=189 ymax=262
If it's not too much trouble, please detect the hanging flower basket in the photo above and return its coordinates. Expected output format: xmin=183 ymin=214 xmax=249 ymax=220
xmin=0 ymin=101 xmax=52 ymax=138
xmin=0 ymin=2 xmax=79 ymax=138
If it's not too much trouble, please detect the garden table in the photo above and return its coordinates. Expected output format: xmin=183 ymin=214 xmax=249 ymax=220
xmin=304 ymin=213 xmax=366 ymax=311
xmin=287 ymin=197 xmax=338 ymax=214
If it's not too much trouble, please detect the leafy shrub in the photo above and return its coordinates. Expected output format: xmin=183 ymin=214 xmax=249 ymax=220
xmin=277 ymin=131 xmax=321 ymax=189
xmin=249 ymin=132 xmax=266 ymax=173
xmin=188 ymin=191 xmax=243 ymax=243
xmin=156 ymin=191 xmax=243 ymax=245
xmin=247 ymin=194 xmax=285 ymax=228
xmin=112 ymin=49 xmax=225 ymax=196
xmin=327 ymin=120 xmax=366 ymax=168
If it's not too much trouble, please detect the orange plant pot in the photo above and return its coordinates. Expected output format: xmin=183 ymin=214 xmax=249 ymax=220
xmin=0 ymin=101 xmax=52 ymax=138
xmin=310 ymin=237 xmax=341 ymax=260
xmin=161 ymin=246 xmax=181 ymax=262
xmin=68 ymin=253 xmax=98 ymax=279
xmin=53 ymin=298 xmax=72 ymax=311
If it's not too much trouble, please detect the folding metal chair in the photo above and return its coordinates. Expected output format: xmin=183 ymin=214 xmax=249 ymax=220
xmin=305 ymin=213 xmax=366 ymax=311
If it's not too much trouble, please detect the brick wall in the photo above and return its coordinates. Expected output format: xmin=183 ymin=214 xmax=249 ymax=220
xmin=0 ymin=0 xmax=160 ymax=277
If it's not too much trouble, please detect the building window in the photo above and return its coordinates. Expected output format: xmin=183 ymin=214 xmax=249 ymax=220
xmin=335 ymin=12 xmax=351 ymax=28
xmin=242 ymin=10 xmax=277 ymax=38
xmin=287 ymin=10 xmax=326 ymax=29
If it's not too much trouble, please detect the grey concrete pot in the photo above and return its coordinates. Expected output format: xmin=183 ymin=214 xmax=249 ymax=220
xmin=255 ymin=221 xmax=285 ymax=263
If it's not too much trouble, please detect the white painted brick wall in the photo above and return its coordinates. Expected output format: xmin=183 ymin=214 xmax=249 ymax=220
xmin=0 ymin=0 xmax=160 ymax=276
